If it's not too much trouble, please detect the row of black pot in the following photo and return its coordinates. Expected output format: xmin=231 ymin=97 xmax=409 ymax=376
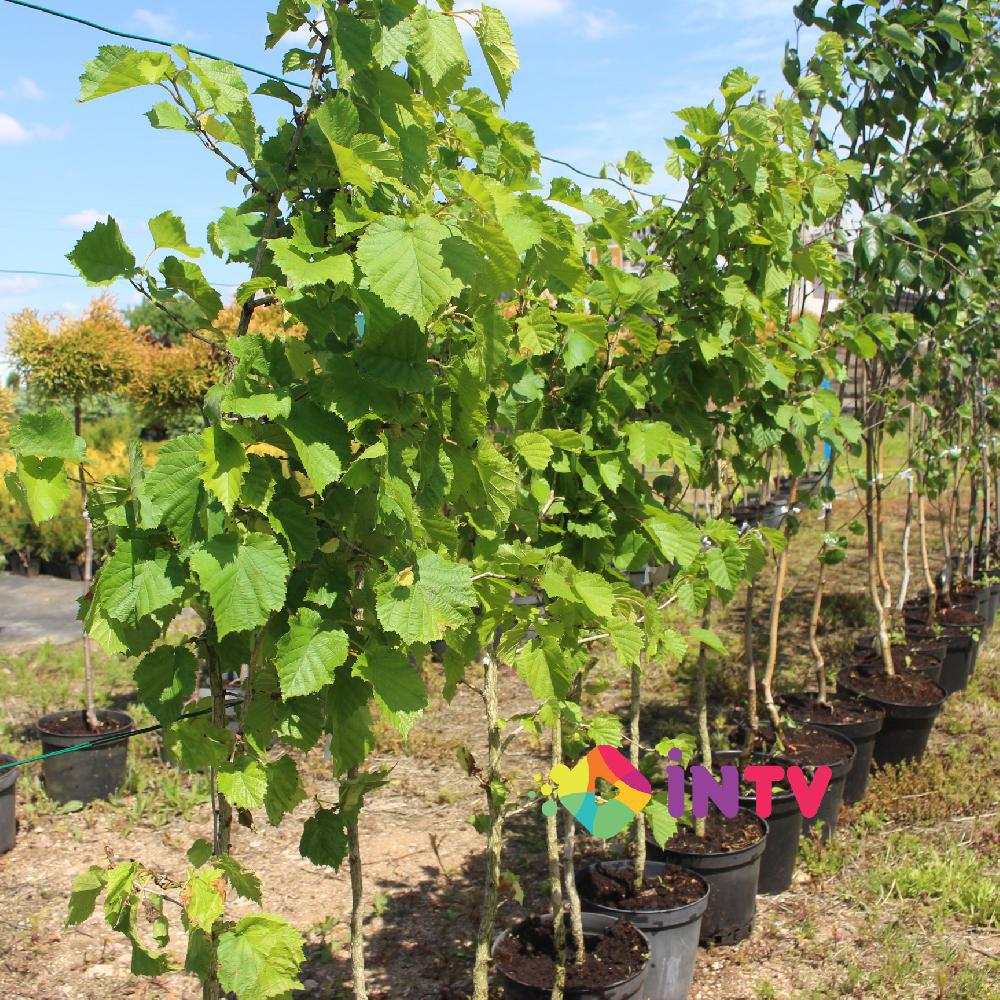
xmin=493 ymin=579 xmax=998 ymax=999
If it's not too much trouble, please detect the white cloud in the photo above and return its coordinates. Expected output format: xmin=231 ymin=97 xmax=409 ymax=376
xmin=0 ymin=276 xmax=40 ymax=294
xmin=0 ymin=76 xmax=45 ymax=101
xmin=579 ymin=12 xmax=617 ymax=40
xmin=492 ymin=0 xmax=570 ymax=23
xmin=132 ymin=8 xmax=179 ymax=37
xmin=0 ymin=112 xmax=29 ymax=144
xmin=62 ymin=209 xmax=110 ymax=228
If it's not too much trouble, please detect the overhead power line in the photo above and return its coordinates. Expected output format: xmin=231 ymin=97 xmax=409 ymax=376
xmin=3 ymin=0 xmax=673 ymax=203
xmin=1 ymin=0 xmax=309 ymax=90
xmin=0 ymin=267 xmax=241 ymax=287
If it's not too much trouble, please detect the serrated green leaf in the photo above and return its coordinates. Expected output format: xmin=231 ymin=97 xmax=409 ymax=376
xmin=95 ymin=537 xmax=185 ymax=624
xmin=299 ymin=808 xmax=349 ymax=869
xmin=148 ymin=211 xmax=202 ymax=257
xmin=79 ymin=45 xmax=173 ymax=101
xmin=410 ymin=6 xmax=469 ymax=88
xmin=263 ymin=755 xmax=306 ymax=825
xmin=136 ymin=644 xmax=198 ymax=724
xmin=218 ymin=755 xmax=268 ymax=809
xmin=216 ymin=914 xmax=304 ymax=1000
xmin=67 ymin=866 xmax=106 ymax=926
xmin=690 ymin=626 xmax=726 ymax=654
xmin=140 ymin=434 xmax=205 ymax=545
xmin=355 ymin=215 xmax=461 ymax=326
xmin=278 ymin=401 xmax=350 ymax=493
xmin=198 ymin=425 xmax=247 ymax=513
xmin=10 ymin=457 xmax=70 ymax=522
xmin=275 ymin=607 xmax=348 ymax=698
xmin=270 ymin=238 xmax=354 ymax=289
xmin=10 ymin=409 xmax=86 ymax=460
xmin=375 ymin=551 xmax=476 ymax=644
xmin=513 ymin=432 xmax=554 ymax=471
xmin=476 ymin=5 xmax=519 ymax=103
xmin=646 ymin=795 xmax=679 ymax=848
xmin=645 ymin=511 xmax=703 ymax=567
xmin=355 ymin=645 xmax=427 ymax=713
xmin=184 ymin=867 xmax=226 ymax=932
xmin=189 ymin=533 xmax=290 ymax=639
xmin=66 ymin=218 xmax=135 ymax=285
xmin=159 ymin=256 xmax=223 ymax=320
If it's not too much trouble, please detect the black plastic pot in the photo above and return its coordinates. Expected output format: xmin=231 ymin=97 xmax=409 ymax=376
xmin=798 ymin=703 xmax=885 ymax=806
xmin=795 ymin=727 xmax=856 ymax=842
xmin=974 ymin=575 xmax=1000 ymax=631
xmin=905 ymin=609 xmax=981 ymax=693
xmin=649 ymin=809 xmax=767 ymax=946
xmin=836 ymin=669 xmax=945 ymax=767
xmin=493 ymin=912 xmax=650 ymax=999
xmin=706 ymin=751 xmax=800 ymax=894
xmin=36 ymin=709 xmax=132 ymax=804
xmin=0 ymin=755 xmax=18 ymax=854
xmin=577 ymin=861 xmax=708 ymax=1000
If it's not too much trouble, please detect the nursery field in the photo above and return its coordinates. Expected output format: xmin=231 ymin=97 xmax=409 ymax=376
xmin=1 ymin=483 xmax=997 ymax=1000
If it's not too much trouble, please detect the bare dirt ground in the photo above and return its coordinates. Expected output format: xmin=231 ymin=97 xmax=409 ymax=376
xmin=1 ymin=485 xmax=998 ymax=999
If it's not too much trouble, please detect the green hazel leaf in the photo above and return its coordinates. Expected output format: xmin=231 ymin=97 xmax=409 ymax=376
xmin=605 ymin=617 xmax=643 ymax=666
xmin=646 ymin=796 xmax=679 ymax=848
xmin=163 ymin=711 xmax=234 ymax=769
xmin=721 ymin=66 xmax=756 ymax=101
xmin=135 ymin=644 xmax=198 ymax=724
xmin=79 ymin=45 xmax=174 ymax=101
xmin=267 ymin=496 xmax=319 ymax=564
xmin=513 ymin=432 xmax=554 ymax=471
xmin=263 ymin=755 xmax=306 ymax=825
xmin=588 ymin=713 xmax=624 ymax=746
xmin=645 ymin=510 xmax=703 ymax=568
xmin=218 ymin=755 xmax=268 ymax=809
xmin=159 ymin=256 xmax=223 ymax=320
xmin=148 ymin=211 xmax=203 ymax=257
xmin=300 ymin=808 xmax=349 ymax=869
xmin=146 ymin=100 xmax=188 ymax=130
xmin=375 ymin=551 xmax=476 ymax=645
xmin=217 ymin=915 xmax=305 ymax=1000
xmin=475 ymin=5 xmax=519 ymax=103
xmin=326 ymin=668 xmax=375 ymax=776
xmin=705 ymin=547 xmax=745 ymax=592
xmin=66 ymin=218 xmax=136 ymax=285
xmin=184 ymin=867 xmax=226 ymax=932
xmin=690 ymin=626 xmax=726 ymax=655
xmin=410 ymin=5 xmax=470 ymax=88
xmin=355 ymin=215 xmax=462 ymax=327
xmin=188 ymin=533 xmax=290 ymax=639
xmin=274 ymin=607 xmax=349 ymax=698
xmin=515 ymin=640 xmax=574 ymax=701
xmin=476 ymin=441 xmax=520 ymax=523
xmin=198 ymin=425 xmax=248 ymax=513
xmin=214 ymin=856 xmax=263 ymax=904
xmin=140 ymin=433 xmax=205 ymax=546
xmin=277 ymin=400 xmax=351 ymax=493
xmin=9 ymin=457 xmax=69 ymax=522
xmin=571 ymin=570 xmax=616 ymax=619
xmin=67 ymin=866 xmax=107 ymax=926
xmin=276 ymin=696 xmax=324 ymax=750
xmin=94 ymin=537 xmax=186 ymax=624
xmin=10 ymin=409 xmax=86 ymax=460
xmin=355 ymin=646 xmax=428 ymax=714
xmin=541 ymin=429 xmax=585 ymax=452
xmin=269 ymin=238 xmax=354 ymax=289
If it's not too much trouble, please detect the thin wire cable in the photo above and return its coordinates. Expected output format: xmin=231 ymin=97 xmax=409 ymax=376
xmin=1 ymin=0 xmax=310 ymax=90
xmin=0 ymin=267 xmax=241 ymax=287
xmin=3 ymin=0 xmax=679 ymax=206
xmin=0 ymin=697 xmax=243 ymax=772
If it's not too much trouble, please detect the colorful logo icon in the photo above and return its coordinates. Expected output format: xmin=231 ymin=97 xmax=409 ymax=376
xmin=547 ymin=745 xmax=652 ymax=839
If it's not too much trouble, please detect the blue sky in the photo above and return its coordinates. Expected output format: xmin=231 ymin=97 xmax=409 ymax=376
xmin=0 ymin=0 xmax=815 ymax=360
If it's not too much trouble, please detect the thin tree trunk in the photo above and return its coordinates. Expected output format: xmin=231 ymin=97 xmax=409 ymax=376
xmin=744 ymin=583 xmax=758 ymax=746
xmin=896 ymin=405 xmax=916 ymax=610
xmin=203 ymin=636 xmax=233 ymax=1000
xmin=875 ymin=432 xmax=893 ymax=612
xmin=562 ymin=810 xmax=585 ymax=966
xmin=472 ymin=642 xmax=504 ymax=1000
xmin=346 ymin=767 xmax=369 ymax=1000
xmin=918 ymin=488 xmax=937 ymax=620
xmin=547 ymin=706 xmax=566 ymax=1000
xmin=866 ymin=426 xmax=895 ymax=676
xmin=629 ymin=655 xmax=646 ymax=889
xmin=75 ymin=402 xmax=99 ymax=732
xmin=810 ymin=504 xmax=831 ymax=702
xmin=762 ymin=478 xmax=799 ymax=730
xmin=694 ymin=601 xmax=713 ymax=838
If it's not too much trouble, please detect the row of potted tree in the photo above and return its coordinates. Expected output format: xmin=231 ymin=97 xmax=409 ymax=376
xmin=1 ymin=0 xmax=998 ymax=998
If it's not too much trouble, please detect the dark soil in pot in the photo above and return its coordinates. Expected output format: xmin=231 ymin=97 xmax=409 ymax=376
xmin=36 ymin=709 xmax=132 ymax=805
xmin=836 ymin=667 xmax=945 ymax=767
xmin=0 ymin=754 xmax=18 ymax=854
xmin=649 ymin=807 xmax=767 ymax=947
xmin=779 ymin=694 xmax=884 ymax=805
xmin=849 ymin=647 xmax=943 ymax=684
xmin=690 ymin=750 xmax=800 ymax=895
xmin=577 ymin=861 xmax=708 ymax=1000
xmin=742 ymin=724 xmax=856 ymax=842
xmin=904 ymin=607 xmax=981 ymax=691
xmin=493 ymin=912 xmax=649 ymax=999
